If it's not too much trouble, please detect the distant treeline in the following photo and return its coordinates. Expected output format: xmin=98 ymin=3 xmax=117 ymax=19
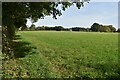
xmin=20 ymin=23 xmax=119 ymax=32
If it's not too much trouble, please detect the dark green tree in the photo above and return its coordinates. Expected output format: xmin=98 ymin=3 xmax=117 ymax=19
xmin=21 ymin=26 xmax=28 ymax=31
xmin=90 ymin=23 xmax=100 ymax=32
xmin=117 ymin=28 xmax=120 ymax=32
xmin=54 ymin=26 xmax=64 ymax=31
xmin=72 ymin=27 xmax=80 ymax=31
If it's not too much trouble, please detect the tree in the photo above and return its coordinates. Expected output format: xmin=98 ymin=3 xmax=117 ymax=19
xmin=90 ymin=23 xmax=116 ymax=32
xmin=117 ymin=28 xmax=120 ymax=32
xmin=107 ymin=25 xmax=116 ymax=32
xmin=2 ymin=1 xmax=88 ymax=56
xmin=21 ymin=26 xmax=28 ymax=31
xmin=103 ymin=26 xmax=111 ymax=32
xmin=72 ymin=27 xmax=80 ymax=31
xmin=36 ymin=26 xmax=43 ymax=30
xmin=99 ymin=25 xmax=104 ymax=32
xmin=90 ymin=23 xmax=100 ymax=32
xmin=111 ymin=27 xmax=116 ymax=32
xmin=54 ymin=26 xmax=64 ymax=31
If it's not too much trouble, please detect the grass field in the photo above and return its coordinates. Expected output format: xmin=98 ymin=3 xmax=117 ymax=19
xmin=3 ymin=31 xmax=119 ymax=78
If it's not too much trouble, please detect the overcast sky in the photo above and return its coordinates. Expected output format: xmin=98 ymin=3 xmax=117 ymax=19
xmin=26 ymin=2 xmax=118 ymax=29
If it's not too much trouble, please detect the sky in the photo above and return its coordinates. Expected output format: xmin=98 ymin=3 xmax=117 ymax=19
xmin=26 ymin=2 xmax=118 ymax=29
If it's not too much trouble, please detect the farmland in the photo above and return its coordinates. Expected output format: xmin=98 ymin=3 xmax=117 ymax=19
xmin=3 ymin=31 xmax=119 ymax=78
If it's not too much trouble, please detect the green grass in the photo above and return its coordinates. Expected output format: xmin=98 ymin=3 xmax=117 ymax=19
xmin=3 ymin=31 xmax=119 ymax=78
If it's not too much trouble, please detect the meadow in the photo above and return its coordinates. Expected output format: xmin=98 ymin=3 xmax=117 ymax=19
xmin=3 ymin=31 xmax=119 ymax=79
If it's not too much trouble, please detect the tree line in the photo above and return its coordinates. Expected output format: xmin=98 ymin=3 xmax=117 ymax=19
xmin=20 ymin=23 xmax=118 ymax=32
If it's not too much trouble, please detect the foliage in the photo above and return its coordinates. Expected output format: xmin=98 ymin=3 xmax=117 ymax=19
xmin=21 ymin=26 xmax=28 ymax=31
xmin=54 ymin=26 xmax=64 ymax=31
xmin=2 ymin=26 xmax=14 ymax=58
xmin=71 ymin=27 xmax=80 ymax=31
xmin=117 ymin=28 xmax=120 ymax=32
xmin=108 ymin=25 xmax=116 ymax=32
xmin=90 ymin=23 xmax=100 ymax=32
xmin=71 ymin=27 xmax=89 ymax=31
xmin=90 ymin=23 xmax=116 ymax=32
